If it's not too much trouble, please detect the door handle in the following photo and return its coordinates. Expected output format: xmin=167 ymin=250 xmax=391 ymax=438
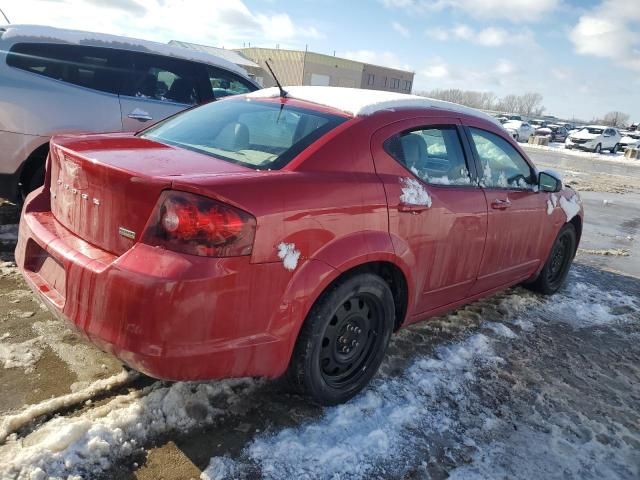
xmin=399 ymin=203 xmax=429 ymax=214
xmin=127 ymin=109 xmax=153 ymax=121
xmin=491 ymin=199 xmax=511 ymax=210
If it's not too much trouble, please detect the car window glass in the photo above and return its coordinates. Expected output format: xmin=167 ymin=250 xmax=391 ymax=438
xmin=6 ymin=43 xmax=124 ymax=94
xmin=206 ymin=65 xmax=255 ymax=99
xmin=141 ymin=99 xmax=346 ymax=170
xmin=470 ymin=128 xmax=534 ymax=190
xmin=384 ymin=126 xmax=472 ymax=185
xmin=124 ymin=53 xmax=198 ymax=105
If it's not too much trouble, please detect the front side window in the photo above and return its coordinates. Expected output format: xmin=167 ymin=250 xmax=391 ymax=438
xmin=384 ymin=126 xmax=472 ymax=186
xmin=206 ymin=65 xmax=255 ymax=99
xmin=140 ymin=99 xmax=347 ymax=170
xmin=6 ymin=43 xmax=124 ymax=94
xmin=124 ymin=53 xmax=198 ymax=105
xmin=470 ymin=128 xmax=535 ymax=189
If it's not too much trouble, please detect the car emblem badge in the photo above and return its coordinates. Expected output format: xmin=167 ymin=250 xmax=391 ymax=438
xmin=118 ymin=227 xmax=136 ymax=240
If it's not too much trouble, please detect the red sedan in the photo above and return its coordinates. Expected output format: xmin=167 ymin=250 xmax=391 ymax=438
xmin=16 ymin=86 xmax=583 ymax=405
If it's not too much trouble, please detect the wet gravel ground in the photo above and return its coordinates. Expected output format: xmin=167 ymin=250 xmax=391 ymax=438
xmin=0 ymin=148 xmax=639 ymax=479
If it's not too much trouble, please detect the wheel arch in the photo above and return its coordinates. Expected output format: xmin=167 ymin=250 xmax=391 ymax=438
xmin=19 ymin=141 xmax=50 ymax=196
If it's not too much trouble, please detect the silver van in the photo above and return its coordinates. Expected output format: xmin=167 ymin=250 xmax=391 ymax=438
xmin=0 ymin=25 xmax=259 ymax=202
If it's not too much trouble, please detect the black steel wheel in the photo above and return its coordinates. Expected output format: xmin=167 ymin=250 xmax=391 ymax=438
xmin=287 ymin=273 xmax=395 ymax=405
xmin=526 ymin=223 xmax=577 ymax=295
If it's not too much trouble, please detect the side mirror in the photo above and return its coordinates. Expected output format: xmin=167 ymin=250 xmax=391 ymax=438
xmin=539 ymin=170 xmax=563 ymax=193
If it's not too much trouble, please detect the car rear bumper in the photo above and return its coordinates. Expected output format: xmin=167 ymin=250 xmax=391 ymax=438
xmin=15 ymin=190 xmax=295 ymax=380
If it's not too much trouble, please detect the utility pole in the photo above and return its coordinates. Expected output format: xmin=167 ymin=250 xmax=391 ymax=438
xmin=0 ymin=7 xmax=10 ymax=24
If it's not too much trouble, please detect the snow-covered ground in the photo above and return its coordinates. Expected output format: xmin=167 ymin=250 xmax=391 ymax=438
xmin=1 ymin=269 xmax=638 ymax=480
xmin=522 ymin=142 xmax=640 ymax=166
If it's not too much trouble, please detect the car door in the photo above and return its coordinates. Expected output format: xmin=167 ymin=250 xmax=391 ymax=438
xmin=463 ymin=124 xmax=548 ymax=295
xmin=371 ymin=118 xmax=488 ymax=317
xmin=119 ymin=52 xmax=200 ymax=131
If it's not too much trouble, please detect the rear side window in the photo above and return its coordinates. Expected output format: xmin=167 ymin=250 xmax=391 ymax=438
xmin=206 ymin=65 xmax=256 ymax=99
xmin=140 ymin=99 xmax=347 ymax=170
xmin=384 ymin=126 xmax=472 ymax=185
xmin=123 ymin=53 xmax=199 ymax=105
xmin=6 ymin=43 xmax=125 ymax=94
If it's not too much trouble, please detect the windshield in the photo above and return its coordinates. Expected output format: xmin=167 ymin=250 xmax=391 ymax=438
xmin=140 ymin=98 xmax=347 ymax=170
xmin=580 ymin=127 xmax=604 ymax=135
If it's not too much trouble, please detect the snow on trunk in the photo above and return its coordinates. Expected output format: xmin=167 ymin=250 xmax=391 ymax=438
xmin=399 ymin=178 xmax=432 ymax=207
xmin=559 ymin=194 xmax=580 ymax=222
xmin=277 ymin=243 xmax=301 ymax=271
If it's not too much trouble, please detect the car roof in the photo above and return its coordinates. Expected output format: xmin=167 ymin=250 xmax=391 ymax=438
xmin=0 ymin=24 xmax=250 ymax=78
xmin=247 ymin=86 xmax=501 ymax=125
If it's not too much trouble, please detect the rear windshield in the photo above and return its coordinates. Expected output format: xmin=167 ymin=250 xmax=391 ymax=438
xmin=140 ymin=98 xmax=347 ymax=170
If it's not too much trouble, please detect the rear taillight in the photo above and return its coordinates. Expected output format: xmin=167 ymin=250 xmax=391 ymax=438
xmin=142 ymin=191 xmax=256 ymax=257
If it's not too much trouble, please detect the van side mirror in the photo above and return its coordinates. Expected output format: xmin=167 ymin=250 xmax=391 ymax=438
xmin=539 ymin=170 xmax=563 ymax=193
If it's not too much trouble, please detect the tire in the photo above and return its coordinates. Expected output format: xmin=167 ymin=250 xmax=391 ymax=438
xmin=610 ymin=143 xmax=619 ymax=154
xmin=526 ymin=223 xmax=577 ymax=295
xmin=286 ymin=273 xmax=395 ymax=405
xmin=514 ymin=133 xmax=520 ymax=142
xmin=593 ymin=143 xmax=602 ymax=154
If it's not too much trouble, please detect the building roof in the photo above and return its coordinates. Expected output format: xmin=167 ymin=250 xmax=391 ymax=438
xmin=248 ymin=86 xmax=499 ymax=123
xmin=169 ymin=40 xmax=260 ymax=69
xmin=0 ymin=25 xmax=248 ymax=76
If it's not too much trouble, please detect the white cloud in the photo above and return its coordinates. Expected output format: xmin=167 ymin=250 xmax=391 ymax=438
xmin=495 ymin=59 xmax=516 ymax=75
xmin=383 ymin=0 xmax=559 ymax=22
xmin=422 ymin=62 xmax=450 ymax=79
xmin=2 ymin=0 xmax=324 ymax=47
xmin=392 ymin=21 xmax=411 ymax=38
xmin=417 ymin=58 xmax=519 ymax=87
xmin=426 ymin=24 xmax=535 ymax=48
xmin=569 ymin=0 xmax=640 ymax=70
xmin=341 ymin=49 xmax=413 ymax=71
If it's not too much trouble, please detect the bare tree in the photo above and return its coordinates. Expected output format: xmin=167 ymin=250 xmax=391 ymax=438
xmin=416 ymin=89 xmax=545 ymax=117
xmin=602 ymin=111 xmax=630 ymax=127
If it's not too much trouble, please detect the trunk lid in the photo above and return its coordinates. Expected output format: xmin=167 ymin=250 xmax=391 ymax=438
xmin=49 ymin=133 xmax=248 ymax=255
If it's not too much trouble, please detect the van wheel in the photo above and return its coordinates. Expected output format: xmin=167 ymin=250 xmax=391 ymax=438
xmin=610 ymin=143 xmax=619 ymax=154
xmin=526 ymin=223 xmax=576 ymax=295
xmin=287 ymin=273 xmax=394 ymax=405
xmin=22 ymin=164 xmax=45 ymax=199
xmin=593 ymin=143 xmax=602 ymax=154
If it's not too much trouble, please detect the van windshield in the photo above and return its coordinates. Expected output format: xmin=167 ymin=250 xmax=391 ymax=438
xmin=140 ymin=98 xmax=347 ymax=170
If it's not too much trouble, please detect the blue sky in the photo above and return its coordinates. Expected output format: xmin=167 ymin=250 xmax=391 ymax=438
xmin=2 ymin=0 xmax=639 ymax=121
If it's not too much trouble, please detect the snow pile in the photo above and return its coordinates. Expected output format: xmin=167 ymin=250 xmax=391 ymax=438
xmin=0 ymin=370 xmax=137 ymax=443
xmin=400 ymin=178 xmax=432 ymax=207
xmin=239 ymin=334 xmax=499 ymax=479
xmin=277 ymin=243 xmax=301 ymax=271
xmin=559 ymin=194 xmax=580 ymax=222
xmin=201 ymin=456 xmax=239 ymax=480
xmin=546 ymin=281 xmax=638 ymax=328
xmin=0 ymin=261 xmax=18 ymax=278
xmin=0 ymin=337 xmax=43 ymax=373
xmin=247 ymin=87 xmax=500 ymax=123
xmin=0 ymin=379 xmax=259 ymax=479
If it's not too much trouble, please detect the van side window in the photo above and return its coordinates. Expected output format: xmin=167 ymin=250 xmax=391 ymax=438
xmin=6 ymin=43 xmax=124 ymax=94
xmin=123 ymin=53 xmax=199 ymax=105
xmin=206 ymin=65 xmax=256 ymax=99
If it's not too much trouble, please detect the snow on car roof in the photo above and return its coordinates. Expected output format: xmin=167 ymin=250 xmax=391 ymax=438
xmin=247 ymin=86 xmax=501 ymax=123
xmin=0 ymin=25 xmax=249 ymax=77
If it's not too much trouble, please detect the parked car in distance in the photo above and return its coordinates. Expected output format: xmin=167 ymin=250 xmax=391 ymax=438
xmin=496 ymin=116 xmax=509 ymax=124
xmin=619 ymin=131 xmax=640 ymax=151
xmin=503 ymin=120 xmax=536 ymax=142
xmin=507 ymin=114 xmax=522 ymax=121
xmin=536 ymin=124 xmax=569 ymax=143
xmin=529 ymin=119 xmax=547 ymax=129
xmin=565 ymin=125 xmax=621 ymax=153
xmin=16 ymin=86 xmax=583 ymax=405
xmin=0 ymin=25 xmax=259 ymax=202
